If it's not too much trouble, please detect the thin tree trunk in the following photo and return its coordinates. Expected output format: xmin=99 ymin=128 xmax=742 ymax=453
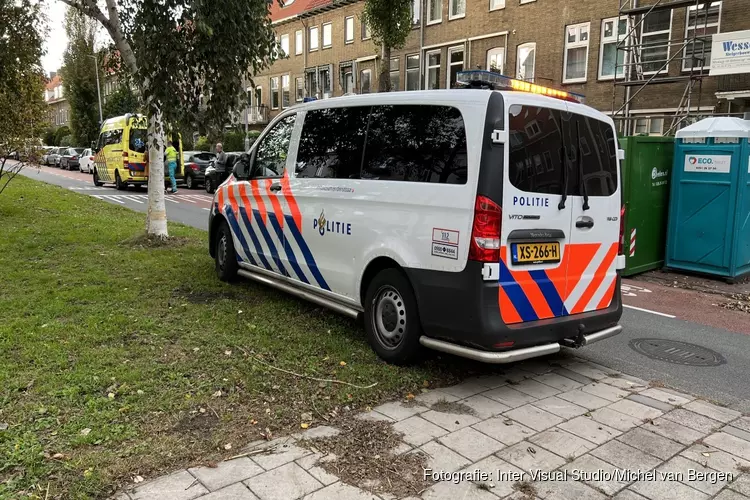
xmin=379 ymin=42 xmax=391 ymax=92
xmin=146 ymin=107 xmax=168 ymax=238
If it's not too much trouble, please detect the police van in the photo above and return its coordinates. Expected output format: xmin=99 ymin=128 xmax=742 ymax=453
xmin=208 ymin=71 xmax=625 ymax=365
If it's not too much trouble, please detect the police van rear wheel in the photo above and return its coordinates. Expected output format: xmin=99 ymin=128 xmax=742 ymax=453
xmin=215 ymin=221 xmax=238 ymax=282
xmin=93 ymin=168 xmax=104 ymax=187
xmin=364 ymin=269 xmax=423 ymax=365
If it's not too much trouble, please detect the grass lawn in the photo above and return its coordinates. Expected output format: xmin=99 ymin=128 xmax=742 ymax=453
xmin=0 ymin=177 xmax=480 ymax=499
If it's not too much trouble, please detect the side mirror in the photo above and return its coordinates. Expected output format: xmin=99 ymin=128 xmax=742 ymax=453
xmin=233 ymin=154 xmax=250 ymax=179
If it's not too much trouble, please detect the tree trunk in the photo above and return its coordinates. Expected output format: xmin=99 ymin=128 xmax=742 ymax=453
xmin=145 ymin=107 xmax=168 ymax=238
xmin=379 ymin=42 xmax=391 ymax=92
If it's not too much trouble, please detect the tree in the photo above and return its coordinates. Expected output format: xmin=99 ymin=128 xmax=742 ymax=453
xmin=102 ymin=82 xmax=141 ymax=120
xmin=0 ymin=0 xmax=47 ymax=195
xmin=60 ymin=0 xmax=278 ymax=239
xmin=54 ymin=125 xmax=72 ymax=146
xmin=362 ymin=0 xmax=413 ymax=92
xmin=61 ymin=7 xmax=101 ymax=147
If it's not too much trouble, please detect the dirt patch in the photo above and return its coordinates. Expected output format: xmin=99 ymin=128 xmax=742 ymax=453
xmin=737 ymin=464 xmax=750 ymax=473
xmin=301 ymin=419 xmax=430 ymax=498
xmin=121 ymin=233 xmax=192 ymax=249
xmin=174 ymin=289 xmax=241 ymax=304
xmin=634 ymin=269 xmax=750 ymax=297
xmin=718 ymin=293 xmax=750 ymax=314
xmin=430 ymin=400 xmax=477 ymax=416
xmin=173 ymin=410 xmax=219 ymax=433
xmin=513 ymin=481 xmax=538 ymax=498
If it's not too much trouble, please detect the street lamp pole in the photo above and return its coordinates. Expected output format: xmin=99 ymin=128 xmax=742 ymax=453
xmin=89 ymin=53 xmax=103 ymax=124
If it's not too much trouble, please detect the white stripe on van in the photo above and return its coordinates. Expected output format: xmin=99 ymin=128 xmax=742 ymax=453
xmin=564 ymin=243 xmax=610 ymax=312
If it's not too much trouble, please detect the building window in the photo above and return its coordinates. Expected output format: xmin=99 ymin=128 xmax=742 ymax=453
xmin=449 ymin=0 xmax=465 ymax=19
xmin=684 ymin=2 xmax=721 ymax=71
xmin=516 ymin=43 xmax=536 ymax=82
xmin=490 ymin=0 xmax=505 ymax=10
xmin=282 ymin=75 xmax=290 ymax=107
xmin=270 ymin=77 xmax=280 ymax=110
xmin=599 ymin=17 xmax=628 ymax=79
xmin=390 ymin=58 xmax=400 ymax=91
xmin=306 ymin=70 xmax=318 ymax=98
xmin=295 ymin=30 xmax=303 ymax=55
xmin=361 ymin=19 xmax=371 ymax=40
xmin=322 ymin=22 xmax=332 ymax=48
xmin=345 ymin=16 xmax=354 ymax=43
xmin=319 ymin=66 xmax=332 ymax=98
xmin=295 ymin=77 xmax=304 ymax=101
xmin=641 ymin=10 xmax=672 ymax=74
xmin=426 ymin=50 xmax=441 ymax=89
xmin=563 ymin=22 xmax=590 ymax=83
xmin=428 ymin=0 xmax=442 ymax=24
xmin=309 ymin=26 xmax=319 ymax=51
xmin=411 ymin=0 xmax=420 ymax=24
xmin=360 ymin=69 xmax=372 ymax=93
xmin=448 ymin=46 xmax=464 ymax=88
xmin=406 ymin=54 xmax=420 ymax=90
xmin=650 ymin=118 xmax=664 ymax=135
xmin=280 ymin=34 xmax=290 ymax=57
xmin=487 ymin=47 xmax=504 ymax=73
xmin=341 ymin=64 xmax=354 ymax=93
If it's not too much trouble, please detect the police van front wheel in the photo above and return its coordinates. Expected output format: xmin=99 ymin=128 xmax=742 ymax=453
xmin=364 ymin=269 xmax=423 ymax=365
xmin=215 ymin=221 xmax=238 ymax=282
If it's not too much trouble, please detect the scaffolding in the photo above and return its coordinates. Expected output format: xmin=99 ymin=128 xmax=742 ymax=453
xmin=612 ymin=0 xmax=717 ymax=136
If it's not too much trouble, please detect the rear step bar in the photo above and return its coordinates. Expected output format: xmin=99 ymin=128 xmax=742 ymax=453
xmin=419 ymin=325 xmax=622 ymax=364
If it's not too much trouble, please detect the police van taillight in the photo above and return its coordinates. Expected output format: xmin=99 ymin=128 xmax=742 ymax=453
xmin=469 ymin=195 xmax=502 ymax=263
xmin=618 ymin=204 xmax=626 ymax=255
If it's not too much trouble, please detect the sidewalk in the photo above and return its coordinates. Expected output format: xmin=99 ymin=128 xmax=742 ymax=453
xmin=117 ymin=357 xmax=750 ymax=500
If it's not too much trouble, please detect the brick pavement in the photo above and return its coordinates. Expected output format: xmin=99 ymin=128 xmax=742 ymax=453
xmin=116 ymin=357 xmax=750 ymax=500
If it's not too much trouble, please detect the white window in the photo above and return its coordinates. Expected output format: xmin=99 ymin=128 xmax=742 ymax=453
xmin=345 ymin=16 xmax=354 ymax=43
xmin=406 ymin=54 xmax=420 ymax=90
xmin=426 ymin=50 xmax=441 ymax=89
xmin=449 ymin=0 xmax=465 ymax=19
xmin=295 ymin=30 xmax=303 ymax=55
xmin=634 ymin=117 xmax=664 ymax=136
xmin=563 ymin=22 xmax=590 ymax=83
xmin=295 ymin=77 xmax=304 ymax=101
xmin=640 ymin=10 xmax=672 ymax=74
xmin=516 ymin=42 xmax=536 ymax=82
xmin=428 ymin=0 xmax=442 ymax=24
xmin=361 ymin=19 xmax=371 ymax=40
xmin=309 ymin=26 xmax=319 ymax=51
xmin=280 ymin=34 xmax=289 ymax=57
xmin=270 ymin=77 xmax=279 ymax=110
xmin=447 ymin=46 xmax=464 ymax=88
xmin=282 ymin=75 xmax=290 ymax=108
xmin=683 ymin=2 xmax=721 ymax=71
xmin=411 ymin=0 xmax=420 ymax=24
xmin=487 ymin=47 xmax=504 ymax=73
xmin=599 ymin=17 xmax=628 ymax=79
xmin=390 ymin=58 xmax=400 ymax=91
xmin=490 ymin=0 xmax=505 ymax=10
xmin=322 ymin=22 xmax=332 ymax=48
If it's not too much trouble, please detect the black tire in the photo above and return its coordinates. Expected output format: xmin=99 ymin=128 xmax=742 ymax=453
xmin=93 ymin=168 xmax=104 ymax=187
xmin=363 ymin=268 xmax=423 ymax=365
xmin=205 ymin=177 xmax=214 ymax=194
xmin=185 ymin=173 xmax=195 ymax=189
xmin=215 ymin=221 xmax=239 ymax=282
xmin=115 ymin=170 xmax=126 ymax=191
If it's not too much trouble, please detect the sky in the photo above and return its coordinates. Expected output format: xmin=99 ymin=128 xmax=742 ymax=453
xmin=41 ymin=0 xmax=68 ymax=75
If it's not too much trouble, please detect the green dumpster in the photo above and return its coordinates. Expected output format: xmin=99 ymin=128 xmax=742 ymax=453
xmin=619 ymin=136 xmax=674 ymax=277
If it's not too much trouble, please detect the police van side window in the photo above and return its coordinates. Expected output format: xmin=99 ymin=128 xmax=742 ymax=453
xmin=508 ymin=105 xmax=565 ymax=195
xmin=252 ymin=114 xmax=296 ymax=178
xmin=361 ymin=105 xmax=468 ymax=184
xmin=295 ymin=107 xmax=369 ymax=179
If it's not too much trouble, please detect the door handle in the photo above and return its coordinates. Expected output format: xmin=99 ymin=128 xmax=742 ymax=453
xmin=269 ymin=183 xmax=282 ymax=192
xmin=576 ymin=220 xmax=594 ymax=229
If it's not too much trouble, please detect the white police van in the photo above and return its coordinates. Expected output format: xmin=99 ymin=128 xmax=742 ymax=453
xmin=208 ymin=71 xmax=625 ymax=365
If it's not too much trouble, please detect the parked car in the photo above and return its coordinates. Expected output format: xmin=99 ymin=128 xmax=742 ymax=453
xmin=79 ymin=148 xmax=95 ymax=173
xmin=40 ymin=146 xmax=55 ymax=165
xmin=46 ymin=147 xmax=63 ymax=166
xmin=60 ymin=147 xmax=86 ymax=170
xmin=182 ymin=151 xmax=216 ymax=189
xmin=204 ymin=152 xmax=243 ymax=194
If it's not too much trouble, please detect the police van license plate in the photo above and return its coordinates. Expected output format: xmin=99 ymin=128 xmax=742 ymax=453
xmin=511 ymin=242 xmax=561 ymax=265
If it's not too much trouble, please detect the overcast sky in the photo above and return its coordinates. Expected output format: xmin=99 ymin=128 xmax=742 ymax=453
xmin=42 ymin=0 xmax=107 ymax=75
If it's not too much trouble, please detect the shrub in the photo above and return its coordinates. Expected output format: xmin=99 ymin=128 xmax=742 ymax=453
xmin=194 ymin=136 xmax=210 ymax=152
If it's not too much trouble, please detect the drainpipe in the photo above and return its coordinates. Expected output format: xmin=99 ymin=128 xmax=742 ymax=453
xmin=504 ymin=34 xmax=508 ymax=74
xmin=301 ymin=18 xmax=309 ymax=97
xmin=419 ymin=0 xmax=425 ymax=89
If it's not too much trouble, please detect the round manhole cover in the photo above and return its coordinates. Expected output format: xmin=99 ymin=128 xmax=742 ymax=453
xmin=629 ymin=338 xmax=726 ymax=366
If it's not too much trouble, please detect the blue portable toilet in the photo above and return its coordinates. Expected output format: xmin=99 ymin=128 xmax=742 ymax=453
xmin=666 ymin=117 xmax=750 ymax=282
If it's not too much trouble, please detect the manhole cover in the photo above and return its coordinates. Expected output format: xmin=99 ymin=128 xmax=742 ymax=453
xmin=629 ymin=338 xmax=726 ymax=367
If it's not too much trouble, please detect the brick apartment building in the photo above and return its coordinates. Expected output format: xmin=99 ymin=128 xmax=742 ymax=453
xmin=45 ymin=73 xmax=70 ymax=128
xmin=247 ymin=0 xmax=750 ymax=136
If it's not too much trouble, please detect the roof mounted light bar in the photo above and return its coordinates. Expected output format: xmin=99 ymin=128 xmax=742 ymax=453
xmin=455 ymin=70 xmax=585 ymax=104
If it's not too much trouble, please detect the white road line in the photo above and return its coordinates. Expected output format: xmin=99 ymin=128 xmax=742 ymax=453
xmin=122 ymin=195 xmax=144 ymax=204
xmin=202 ymin=207 xmax=210 ymax=211
xmin=174 ymin=195 xmax=196 ymax=203
xmin=100 ymin=195 xmax=125 ymax=204
xmin=623 ymin=304 xmax=676 ymax=319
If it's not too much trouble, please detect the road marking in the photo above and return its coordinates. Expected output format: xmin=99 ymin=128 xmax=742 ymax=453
xmin=122 ymin=195 xmax=144 ymax=204
xmin=202 ymin=207 xmax=210 ymax=211
xmin=621 ymin=284 xmax=653 ymax=297
xmin=623 ymin=304 xmax=676 ymax=319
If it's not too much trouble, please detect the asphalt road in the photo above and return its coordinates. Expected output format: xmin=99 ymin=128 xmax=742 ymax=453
xmin=13 ymin=161 xmax=750 ymax=411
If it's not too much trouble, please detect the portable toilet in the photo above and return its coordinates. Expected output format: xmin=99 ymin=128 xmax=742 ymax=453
xmin=666 ymin=117 xmax=750 ymax=282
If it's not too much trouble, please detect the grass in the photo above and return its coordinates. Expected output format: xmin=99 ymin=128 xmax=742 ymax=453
xmin=0 ymin=177 xmax=476 ymax=499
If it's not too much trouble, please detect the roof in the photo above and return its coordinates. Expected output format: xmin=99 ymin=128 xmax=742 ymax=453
xmin=46 ymin=74 xmax=62 ymax=90
xmin=270 ymin=0 xmax=333 ymax=23
xmin=675 ymin=117 xmax=750 ymax=139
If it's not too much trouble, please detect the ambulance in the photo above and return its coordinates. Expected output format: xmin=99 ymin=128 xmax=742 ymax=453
xmin=208 ymin=71 xmax=625 ymax=365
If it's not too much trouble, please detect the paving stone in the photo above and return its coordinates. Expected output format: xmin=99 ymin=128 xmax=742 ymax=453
xmin=188 ymin=458 xmax=264 ymax=492
xmin=630 ymin=478 xmax=709 ymax=500
xmin=533 ymin=372 xmax=583 ymax=392
xmin=503 ymin=366 xmax=538 ymax=383
xmin=684 ymin=401 xmax=742 ymax=424
xmin=662 ymin=408 xmax=723 ymax=434
xmin=617 ymin=427 xmax=685 ymax=460
xmin=418 ymin=441 xmax=472 ymax=473
xmin=626 ymin=394 xmax=676 ymax=413
xmin=390 ymin=441 xmax=413 ymax=455
xmin=731 ymin=417 xmax=750 ymax=434
xmin=511 ymin=379 xmax=560 ymax=399
xmin=302 ymin=482 xmax=378 ymax=500
xmin=724 ymin=425 xmax=750 ymax=444
xmin=561 ymin=362 xmax=610 ymax=381
xmin=528 ymin=428 xmax=596 ymax=459
xmin=355 ymin=410 xmax=394 ymax=423
xmin=657 ymin=455 xmax=729 ymax=496
xmin=561 ymin=454 xmax=627 ymax=496
xmin=713 ymin=490 xmax=748 ymax=500
xmin=200 ymin=483 xmax=260 ymax=500
xmin=473 ymin=416 xmax=536 ymax=446
xmin=251 ymin=441 xmax=311 ymax=471
xmin=580 ymin=382 xmax=629 ymax=402
xmin=459 ymin=394 xmax=511 ymax=419
xmin=421 ymin=479 xmax=500 ymax=500
xmin=681 ymin=444 xmax=750 ymax=472
xmin=437 ymin=426 xmax=505 ymax=462
xmin=532 ymin=396 xmax=587 ymax=420
xmin=648 ymin=416 xmax=707 ymax=445
xmin=556 ymin=389 xmax=611 ymax=410
xmin=415 ymin=390 xmax=460 ymax=406
xmin=552 ymin=367 xmax=595 ymax=385
xmin=372 ymin=401 xmax=428 ymax=421
xmin=729 ymin=474 xmax=750 ymax=496
xmin=504 ymin=491 xmax=543 ymax=500
xmin=600 ymin=377 xmax=648 ymax=392
xmin=129 ymin=470 xmax=209 ymax=500
xmin=497 ymin=440 xmax=566 ymax=471
xmin=704 ymin=432 xmax=750 ymax=461
xmin=589 ymin=407 xmax=643 ymax=432
xmin=295 ymin=454 xmax=339 ymax=486
xmin=640 ymin=388 xmax=693 ymax=406
xmin=464 ymin=455 xmax=524 ymax=497
xmin=534 ymin=479 xmax=606 ymax=500
xmin=608 ymin=399 xmax=664 ymax=420
xmin=484 ymin=386 xmax=538 ymax=408
xmin=591 ymin=439 xmax=663 ymax=471
xmin=504 ymin=404 xmax=563 ymax=432
xmin=296 ymin=425 xmax=341 ymax=441
xmin=475 ymin=373 xmax=512 ymax=389
xmin=244 ymin=462 xmax=322 ymax=500
xmin=439 ymin=379 xmax=494 ymax=399
xmin=612 ymin=490 xmax=650 ymax=500
xmin=113 ymin=493 xmax=131 ymax=500
xmin=392 ymin=415 xmax=447 ymax=447
xmin=517 ymin=360 xmax=556 ymax=375
xmin=420 ymin=409 xmax=481 ymax=432
xmin=558 ymin=416 xmax=621 ymax=444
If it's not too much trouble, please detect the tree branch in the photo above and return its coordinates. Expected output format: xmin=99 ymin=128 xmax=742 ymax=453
xmin=58 ymin=0 xmax=113 ymax=33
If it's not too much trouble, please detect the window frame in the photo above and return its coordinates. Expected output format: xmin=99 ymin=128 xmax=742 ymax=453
xmin=640 ymin=9 xmax=673 ymax=75
xmin=295 ymin=30 xmax=303 ymax=55
xmin=322 ymin=22 xmax=332 ymax=48
xmin=360 ymin=69 xmax=372 ymax=93
xmin=487 ymin=47 xmax=504 ymax=73
xmin=282 ymin=75 xmax=290 ymax=108
xmin=390 ymin=57 xmax=400 ymax=91
xmin=682 ymin=1 xmax=722 ymax=71
xmin=447 ymin=45 xmax=464 ymax=88
xmin=309 ymin=26 xmax=319 ymax=52
xmin=250 ymin=113 xmax=297 ymax=180
xmin=427 ymin=0 xmax=442 ymax=25
xmin=406 ymin=54 xmax=421 ymax=90
xmin=489 ymin=0 xmax=505 ymax=11
xmin=361 ymin=19 xmax=371 ymax=40
xmin=270 ymin=76 xmax=280 ymax=110
xmin=516 ymin=42 xmax=536 ymax=82
xmin=411 ymin=0 xmax=421 ymax=24
xmin=449 ymin=0 xmax=465 ymax=20
xmin=425 ymin=49 xmax=442 ymax=89
xmin=344 ymin=16 xmax=354 ymax=43
xmin=280 ymin=34 xmax=290 ymax=57
xmin=295 ymin=76 xmax=304 ymax=102
xmin=598 ymin=16 xmax=629 ymax=80
xmin=563 ymin=22 xmax=591 ymax=84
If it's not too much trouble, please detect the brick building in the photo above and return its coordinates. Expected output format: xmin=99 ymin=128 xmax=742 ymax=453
xmin=249 ymin=0 xmax=750 ymax=135
xmin=45 ymin=73 xmax=70 ymax=128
